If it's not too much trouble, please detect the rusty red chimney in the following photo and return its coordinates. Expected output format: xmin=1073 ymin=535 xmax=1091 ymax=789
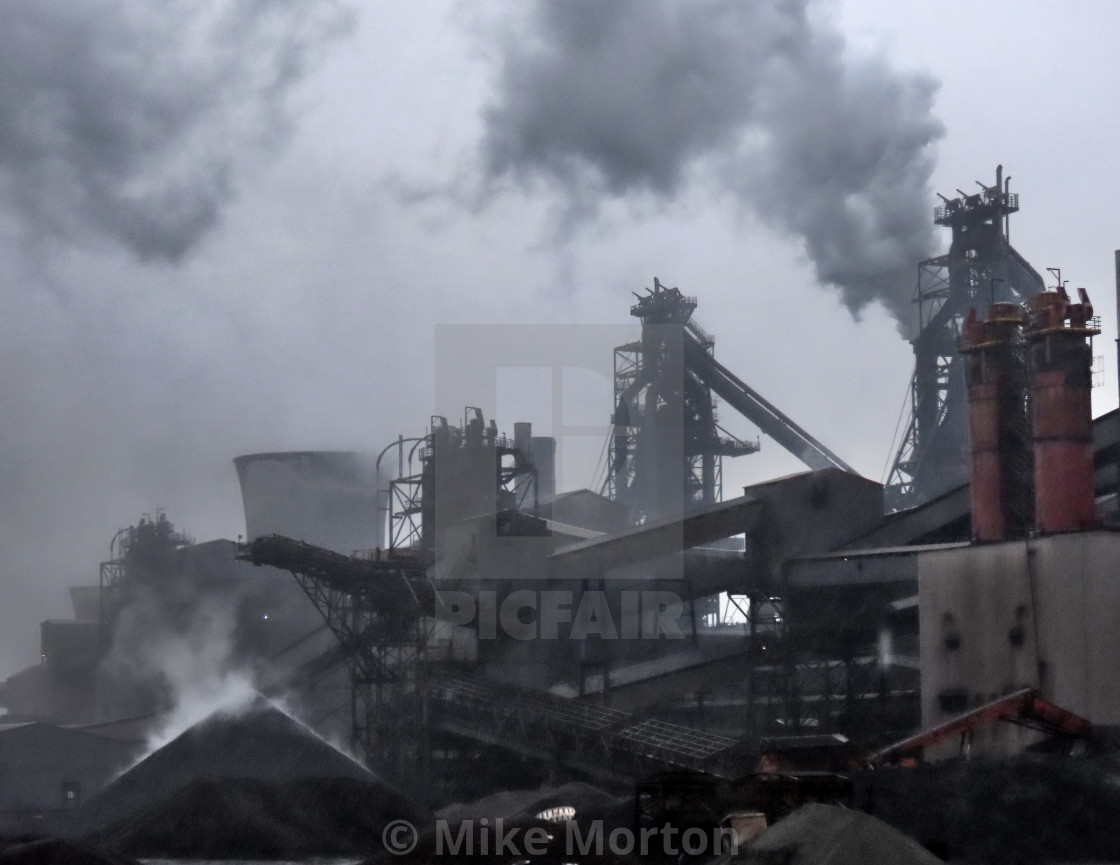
xmin=961 ymin=302 xmax=1031 ymax=541
xmin=1027 ymin=288 xmax=1099 ymax=533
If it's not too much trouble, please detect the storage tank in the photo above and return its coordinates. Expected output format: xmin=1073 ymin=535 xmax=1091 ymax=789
xmin=233 ymin=451 xmax=382 ymax=554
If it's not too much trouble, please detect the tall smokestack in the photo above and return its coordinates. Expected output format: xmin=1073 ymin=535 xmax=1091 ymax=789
xmin=961 ymin=303 xmax=1031 ymax=541
xmin=1027 ymin=289 xmax=1099 ymax=533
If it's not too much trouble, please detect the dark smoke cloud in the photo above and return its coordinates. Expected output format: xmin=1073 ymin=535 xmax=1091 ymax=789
xmin=479 ymin=0 xmax=943 ymax=329
xmin=0 ymin=0 xmax=351 ymax=261
xmin=0 ymin=0 xmax=357 ymax=681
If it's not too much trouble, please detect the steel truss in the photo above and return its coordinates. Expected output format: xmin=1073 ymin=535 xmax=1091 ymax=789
xmin=98 ymin=513 xmax=193 ymax=648
xmin=745 ymin=587 xmax=919 ymax=747
xmin=237 ymin=535 xmax=442 ymax=771
xmin=886 ymin=167 xmax=1045 ymax=511
xmin=388 ymin=412 xmax=539 ymax=554
xmin=608 ymin=341 xmax=643 ymax=501
xmin=389 ymin=472 xmax=423 ymax=551
xmin=609 ymin=281 xmax=762 ymax=525
xmin=429 ymin=675 xmax=754 ymax=781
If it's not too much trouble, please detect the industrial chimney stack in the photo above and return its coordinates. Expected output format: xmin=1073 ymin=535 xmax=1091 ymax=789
xmin=1026 ymin=288 xmax=1099 ymax=533
xmin=961 ymin=303 xmax=1032 ymax=541
xmin=963 ymin=286 xmax=1101 ymax=540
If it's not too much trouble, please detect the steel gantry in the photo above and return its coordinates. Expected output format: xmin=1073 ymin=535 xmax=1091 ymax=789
xmin=608 ymin=279 xmax=851 ymax=526
xmin=886 ymin=166 xmax=1046 ymax=512
xmin=237 ymin=535 xmax=440 ymax=772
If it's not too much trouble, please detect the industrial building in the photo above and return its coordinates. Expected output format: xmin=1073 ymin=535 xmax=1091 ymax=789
xmin=0 ymin=722 xmax=138 ymax=818
xmin=2 ymin=166 xmax=1120 ymax=815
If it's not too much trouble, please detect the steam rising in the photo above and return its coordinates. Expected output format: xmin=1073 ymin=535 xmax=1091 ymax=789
xmin=101 ymin=579 xmax=362 ymax=768
xmin=0 ymin=2 xmax=353 ymax=673
xmin=144 ymin=670 xmax=259 ymax=755
xmin=0 ymin=0 xmax=351 ymax=260
xmin=100 ymin=586 xmax=257 ymax=750
xmin=480 ymin=0 xmax=943 ymax=327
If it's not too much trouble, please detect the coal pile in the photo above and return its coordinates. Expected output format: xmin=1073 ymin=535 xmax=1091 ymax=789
xmin=91 ymin=776 xmax=424 ymax=859
xmin=861 ymin=755 xmax=1120 ymax=862
xmin=366 ymin=781 xmax=634 ymax=865
xmin=84 ymin=700 xmax=373 ymax=821
xmin=75 ymin=700 xmax=428 ymax=858
xmin=0 ymin=838 xmax=139 ymax=865
xmin=730 ymin=804 xmax=942 ymax=865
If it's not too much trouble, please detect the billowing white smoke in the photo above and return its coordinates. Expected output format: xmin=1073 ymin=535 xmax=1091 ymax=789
xmin=100 ymin=585 xmax=257 ymax=751
xmin=0 ymin=0 xmax=352 ymax=260
xmin=478 ymin=0 xmax=943 ymax=331
xmin=103 ymin=595 xmax=367 ymax=772
xmin=99 ymin=575 xmax=362 ymax=766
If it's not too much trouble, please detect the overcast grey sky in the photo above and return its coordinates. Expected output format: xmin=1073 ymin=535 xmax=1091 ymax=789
xmin=1 ymin=0 xmax=1117 ymax=679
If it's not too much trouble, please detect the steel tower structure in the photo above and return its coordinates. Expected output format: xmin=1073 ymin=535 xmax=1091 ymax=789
xmin=885 ymin=166 xmax=1046 ymax=512
xmin=609 ymin=279 xmax=853 ymax=525
xmin=609 ymin=281 xmax=757 ymax=523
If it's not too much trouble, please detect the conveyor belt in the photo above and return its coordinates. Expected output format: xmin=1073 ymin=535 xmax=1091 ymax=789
xmin=237 ymin=535 xmax=432 ymax=613
xmin=684 ymin=337 xmax=854 ymax=473
xmin=431 ymin=674 xmax=748 ymax=777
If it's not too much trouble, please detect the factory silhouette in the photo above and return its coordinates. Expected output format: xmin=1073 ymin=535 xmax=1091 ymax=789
xmin=3 ymin=166 xmax=1120 ymax=861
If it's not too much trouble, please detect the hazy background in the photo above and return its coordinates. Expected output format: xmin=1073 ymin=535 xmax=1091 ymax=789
xmin=1 ymin=0 xmax=1117 ymax=680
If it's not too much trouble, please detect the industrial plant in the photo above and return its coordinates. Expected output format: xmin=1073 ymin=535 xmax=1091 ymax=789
xmin=3 ymin=166 xmax=1120 ymax=861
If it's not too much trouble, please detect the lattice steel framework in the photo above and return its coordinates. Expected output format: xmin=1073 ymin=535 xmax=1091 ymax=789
xmin=428 ymin=674 xmax=754 ymax=780
xmin=388 ymin=471 xmax=424 ymax=552
xmin=98 ymin=511 xmax=193 ymax=647
xmin=608 ymin=341 xmax=642 ymax=503
xmin=237 ymin=534 xmax=444 ymax=773
xmin=744 ymin=588 xmax=920 ymax=747
xmin=886 ymin=166 xmax=1046 ymax=512
xmin=609 ymin=280 xmax=760 ymax=525
xmin=388 ymin=412 xmax=539 ymax=554
xmin=246 ymin=413 xmax=539 ymax=771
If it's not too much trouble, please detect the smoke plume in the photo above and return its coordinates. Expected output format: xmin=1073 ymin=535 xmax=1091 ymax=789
xmin=479 ymin=0 xmax=943 ymax=328
xmin=100 ymin=578 xmax=359 ymax=766
xmin=99 ymin=583 xmax=255 ymax=743
xmin=0 ymin=0 xmax=351 ymax=261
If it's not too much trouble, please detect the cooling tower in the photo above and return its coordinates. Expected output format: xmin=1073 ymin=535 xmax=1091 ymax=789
xmin=234 ymin=451 xmax=383 ymax=554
